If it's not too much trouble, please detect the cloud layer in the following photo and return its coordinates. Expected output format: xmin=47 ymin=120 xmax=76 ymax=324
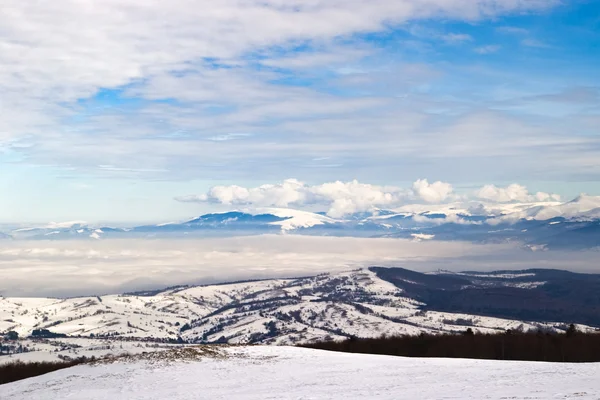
xmin=177 ymin=179 xmax=561 ymax=216
xmin=3 ymin=236 xmax=596 ymax=297
xmin=177 ymin=178 xmax=459 ymax=217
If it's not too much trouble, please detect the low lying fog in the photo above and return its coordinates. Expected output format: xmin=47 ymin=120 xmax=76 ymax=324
xmin=0 ymin=236 xmax=597 ymax=297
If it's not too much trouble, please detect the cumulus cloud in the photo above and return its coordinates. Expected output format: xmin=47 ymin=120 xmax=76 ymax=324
xmin=476 ymin=184 xmax=561 ymax=203
xmin=177 ymin=179 xmax=568 ymax=217
xmin=178 ymin=178 xmax=456 ymax=217
xmin=178 ymin=179 xmax=310 ymax=208
xmin=310 ymin=180 xmax=409 ymax=217
xmin=411 ymin=179 xmax=454 ymax=203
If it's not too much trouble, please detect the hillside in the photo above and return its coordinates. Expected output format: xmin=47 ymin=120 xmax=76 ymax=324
xmin=1 ymin=268 xmax=598 ymax=351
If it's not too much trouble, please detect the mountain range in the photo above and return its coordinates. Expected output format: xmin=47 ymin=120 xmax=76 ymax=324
xmin=4 ymin=195 xmax=600 ymax=250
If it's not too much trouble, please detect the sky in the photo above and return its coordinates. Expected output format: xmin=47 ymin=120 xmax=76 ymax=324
xmin=1 ymin=0 xmax=599 ymax=224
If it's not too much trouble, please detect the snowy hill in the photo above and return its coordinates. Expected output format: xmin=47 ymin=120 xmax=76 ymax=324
xmin=2 ymin=346 xmax=600 ymax=400
xmin=1 ymin=269 xmax=597 ymax=349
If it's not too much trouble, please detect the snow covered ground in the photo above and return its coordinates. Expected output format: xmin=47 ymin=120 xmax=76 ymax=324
xmin=2 ymin=346 xmax=600 ymax=399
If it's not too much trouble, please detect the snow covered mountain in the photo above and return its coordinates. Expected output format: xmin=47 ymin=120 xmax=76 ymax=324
xmin=9 ymin=222 xmax=123 ymax=240
xmin=134 ymin=208 xmax=337 ymax=234
xmin=2 ymin=268 xmax=598 ymax=346
xmin=505 ymin=194 xmax=600 ymax=221
xmin=2 ymin=196 xmax=599 ymax=249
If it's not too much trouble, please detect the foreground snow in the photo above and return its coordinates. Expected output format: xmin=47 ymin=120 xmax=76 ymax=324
xmin=2 ymin=346 xmax=599 ymax=399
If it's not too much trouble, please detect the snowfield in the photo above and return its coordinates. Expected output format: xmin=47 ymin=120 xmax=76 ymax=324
xmin=2 ymin=346 xmax=600 ymax=399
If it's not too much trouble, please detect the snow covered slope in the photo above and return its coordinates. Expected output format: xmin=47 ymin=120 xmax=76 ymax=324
xmin=1 ymin=269 xmax=594 ymax=347
xmin=2 ymin=346 xmax=600 ymax=400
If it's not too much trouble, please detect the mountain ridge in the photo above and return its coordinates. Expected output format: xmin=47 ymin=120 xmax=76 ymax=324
xmin=3 ymin=197 xmax=600 ymax=250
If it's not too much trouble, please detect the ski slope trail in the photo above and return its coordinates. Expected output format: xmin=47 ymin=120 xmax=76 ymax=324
xmin=2 ymin=346 xmax=599 ymax=399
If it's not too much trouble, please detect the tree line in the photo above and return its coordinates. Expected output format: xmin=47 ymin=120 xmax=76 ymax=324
xmin=301 ymin=326 xmax=600 ymax=363
xmin=0 ymin=357 xmax=92 ymax=385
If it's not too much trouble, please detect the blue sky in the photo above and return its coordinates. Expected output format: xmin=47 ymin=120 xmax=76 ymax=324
xmin=0 ymin=0 xmax=599 ymax=223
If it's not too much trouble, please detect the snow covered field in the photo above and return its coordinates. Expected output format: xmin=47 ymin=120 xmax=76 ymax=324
xmin=1 ymin=346 xmax=599 ymax=399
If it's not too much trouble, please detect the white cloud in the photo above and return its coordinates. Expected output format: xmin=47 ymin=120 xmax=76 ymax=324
xmin=0 ymin=1 xmax=559 ymax=144
xmin=0 ymin=0 xmax=556 ymax=101
xmin=178 ymin=179 xmax=414 ymax=217
xmin=179 ymin=179 xmax=308 ymax=207
xmin=260 ymin=46 xmax=372 ymax=69
xmin=310 ymin=180 xmax=408 ymax=217
xmin=178 ymin=179 xmax=568 ymax=217
xmin=178 ymin=178 xmax=456 ymax=216
xmin=476 ymin=184 xmax=561 ymax=203
xmin=411 ymin=179 xmax=454 ymax=203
